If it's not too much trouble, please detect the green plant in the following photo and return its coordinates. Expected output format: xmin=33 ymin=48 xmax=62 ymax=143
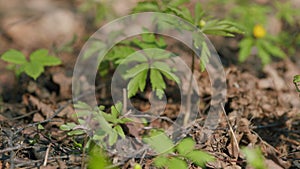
xmin=225 ymin=2 xmax=286 ymax=65
xmin=60 ymin=102 xmax=131 ymax=146
xmin=78 ymin=0 xmax=115 ymax=26
xmin=143 ymin=130 xmax=214 ymax=168
xmin=1 ymin=49 xmax=61 ymax=80
xmin=85 ymin=0 xmax=242 ymax=99
xmin=87 ymin=141 xmax=114 ymax=169
xmin=242 ymin=147 xmax=267 ymax=169
xmin=293 ymin=75 xmax=300 ymax=92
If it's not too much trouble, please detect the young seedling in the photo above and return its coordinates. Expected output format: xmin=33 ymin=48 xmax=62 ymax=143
xmin=1 ymin=49 xmax=61 ymax=80
xmin=293 ymin=75 xmax=300 ymax=93
xmin=143 ymin=130 xmax=214 ymax=169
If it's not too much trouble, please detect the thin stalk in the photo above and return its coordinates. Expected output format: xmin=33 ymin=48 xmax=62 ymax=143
xmin=183 ymin=52 xmax=195 ymax=126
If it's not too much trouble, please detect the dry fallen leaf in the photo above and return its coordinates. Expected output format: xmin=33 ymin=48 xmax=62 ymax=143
xmin=24 ymin=95 xmax=54 ymax=118
xmin=53 ymin=72 xmax=72 ymax=99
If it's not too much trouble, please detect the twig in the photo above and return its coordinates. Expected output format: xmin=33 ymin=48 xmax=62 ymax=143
xmin=123 ymin=88 xmax=127 ymax=113
xmin=11 ymin=110 xmax=39 ymax=120
xmin=81 ymin=135 xmax=88 ymax=169
xmin=0 ymin=145 xmax=33 ymax=154
xmin=221 ymin=103 xmax=240 ymax=158
xmin=43 ymin=143 xmax=52 ymax=166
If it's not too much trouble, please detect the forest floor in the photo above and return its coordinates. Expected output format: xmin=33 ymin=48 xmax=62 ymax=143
xmin=0 ymin=0 xmax=299 ymax=168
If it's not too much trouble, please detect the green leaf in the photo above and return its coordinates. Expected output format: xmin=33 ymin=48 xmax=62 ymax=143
xmin=142 ymin=33 xmax=156 ymax=43
xmin=133 ymin=2 xmax=160 ymax=12
xmin=67 ymin=130 xmax=85 ymax=136
xmin=116 ymin=50 xmax=147 ymax=64
xmin=176 ymin=138 xmax=195 ymax=155
xmin=293 ymin=75 xmax=300 ymax=83
xmin=239 ymin=38 xmax=253 ymax=62
xmin=242 ymin=147 xmax=267 ymax=169
xmin=60 ymin=123 xmax=77 ymax=131
xmin=30 ymin=49 xmax=61 ymax=66
xmin=260 ymin=40 xmax=285 ymax=58
xmin=74 ymin=101 xmax=92 ymax=110
xmin=101 ymin=112 xmax=116 ymax=124
xmin=88 ymin=144 xmax=111 ymax=169
xmin=38 ymin=124 xmax=44 ymax=130
xmin=160 ymin=70 xmax=180 ymax=84
xmin=256 ymin=40 xmax=271 ymax=65
xmin=123 ymin=63 xmax=149 ymax=79
xmin=200 ymin=41 xmax=211 ymax=71
xmin=143 ymin=130 xmax=174 ymax=154
xmin=127 ymin=69 xmax=148 ymax=98
xmin=153 ymin=156 xmax=169 ymax=168
xmin=185 ymin=150 xmax=214 ymax=167
xmin=150 ymin=69 xmax=166 ymax=99
xmin=1 ymin=49 xmax=27 ymax=65
xmin=144 ymin=49 xmax=172 ymax=60
xmin=167 ymin=6 xmax=193 ymax=23
xmin=83 ymin=40 xmax=106 ymax=60
xmin=168 ymin=0 xmax=189 ymax=7
xmin=60 ymin=124 xmax=72 ymax=131
xmin=194 ymin=3 xmax=204 ymax=24
xmin=108 ymin=130 xmax=118 ymax=146
xmin=24 ymin=62 xmax=44 ymax=80
xmin=114 ymin=125 xmax=125 ymax=139
xmin=111 ymin=102 xmax=122 ymax=119
xmin=167 ymin=157 xmax=187 ymax=169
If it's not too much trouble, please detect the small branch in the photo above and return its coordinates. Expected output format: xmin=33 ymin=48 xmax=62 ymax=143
xmin=122 ymin=88 xmax=127 ymax=113
xmin=221 ymin=103 xmax=240 ymax=158
xmin=43 ymin=143 xmax=52 ymax=166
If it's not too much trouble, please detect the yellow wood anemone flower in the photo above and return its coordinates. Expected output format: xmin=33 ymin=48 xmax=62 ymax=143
xmin=253 ymin=24 xmax=266 ymax=38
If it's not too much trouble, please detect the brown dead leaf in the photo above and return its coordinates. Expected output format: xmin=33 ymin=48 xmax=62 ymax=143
xmin=40 ymin=165 xmax=57 ymax=169
xmin=53 ymin=72 xmax=72 ymax=99
xmin=25 ymin=95 xmax=54 ymax=118
xmin=265 ymin=159 xmax=284 ymax=169
xmin=33 ymin=113 xmax=44 ymax=122
xmin=263 ymin=65 xmax=286 ymax=91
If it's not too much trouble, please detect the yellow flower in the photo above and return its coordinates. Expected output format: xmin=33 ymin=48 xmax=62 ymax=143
xmin=253 ymin=24 xmax=266 ymax=38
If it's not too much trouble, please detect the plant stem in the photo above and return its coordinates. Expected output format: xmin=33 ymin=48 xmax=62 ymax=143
xmin=183 ymin=52 xmax=195 ymax=126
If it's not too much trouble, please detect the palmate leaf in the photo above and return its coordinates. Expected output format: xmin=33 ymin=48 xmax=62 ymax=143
xmin=108 ymin=46 xmax=136 ymax=62
xmin=150 ymin=69 xmax=166 ymax=99
xmin=259 ymin=40 xmax=285 ymax=58
xmin=200 ymin=41 xmax=211 ymax=72
xmin=202 ymin=20 xmax=244 ymax=37
xmin=133 ymin=1 xmax=160 ymax=13
xmin=194 ymin=3 xmax=204 ymax=24
xmin=176 ymin=138 xmax=195 ymax=155
xmin=239 ymin=38 xmax=254 ymax=62
xmin=256 ymin=40 xmax=271 ymax=65
xmin=30 ymin=49 xmax=61 ymax=66
xmin=143 ymin=130 xmax=174 ymax=154
xmin=242 ymin=147 xmax=267 ymax=169
xmin=166 ymin=6 xmax=193 ymax=23
xmin=116 ymin=51 xmax=147 ymax=64
xmin=127 ymin=69 xmax=148 ymax=98
xmin=24 ymin=62 xmax=44 ymax=80
xmin=123 ymin=63 xmax=149 ymax=79
xmin=167 ymin=157 xmax=187 ymax=169
xmin=168 ymin=0 xmax=189 ymax=7
xmin=185 ymin=150 xmax=215 ymax=167
xmin=1 ymin=49 xmax=27 ymax=65
xmin=153 ymin=156 xmax=168 ymax=168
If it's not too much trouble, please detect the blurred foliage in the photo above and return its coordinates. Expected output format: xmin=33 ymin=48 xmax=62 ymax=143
xmin=242 ymin=147 xmax=267 ymax=169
